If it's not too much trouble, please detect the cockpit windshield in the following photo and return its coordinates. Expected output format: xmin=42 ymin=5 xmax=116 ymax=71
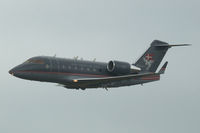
xmin=24 ymin=59 xmax=44 ymax=64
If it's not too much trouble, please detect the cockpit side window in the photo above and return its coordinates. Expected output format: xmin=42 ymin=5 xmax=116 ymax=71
xmin=25 ymin=59 xmax=45 ymax=64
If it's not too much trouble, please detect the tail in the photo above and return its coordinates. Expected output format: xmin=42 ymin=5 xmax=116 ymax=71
xmin=134 ymin=40 xmax=190 ymax=72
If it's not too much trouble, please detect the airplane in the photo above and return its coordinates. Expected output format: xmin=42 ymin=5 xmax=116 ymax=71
xmin=9 ymin=40 xmax=190 ymax=90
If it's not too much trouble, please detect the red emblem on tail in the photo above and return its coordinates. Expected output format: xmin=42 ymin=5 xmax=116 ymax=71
xmin=145 ymin=54 xmax=154 ymax=61
xmin=143 ymin=54 xmax=154 ymax=70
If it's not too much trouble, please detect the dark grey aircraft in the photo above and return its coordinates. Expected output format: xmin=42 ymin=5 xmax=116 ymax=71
xmin=9 ymin=40 xmax=190 ymax=90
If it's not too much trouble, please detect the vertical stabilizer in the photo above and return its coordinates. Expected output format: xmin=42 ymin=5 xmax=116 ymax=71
xmin=134 ymin=40 xmax=169 ymax=72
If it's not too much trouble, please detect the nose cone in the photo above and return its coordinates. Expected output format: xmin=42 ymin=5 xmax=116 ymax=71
xmin=9 ymin=64 xmax=32 ymax=80
xmin=9 ymin=64 xmax=23 ymax=76
xmin=9 ymin=63 xmax=25 ymax=76
xmin=9 ymin=68 xmax=16 ymax=76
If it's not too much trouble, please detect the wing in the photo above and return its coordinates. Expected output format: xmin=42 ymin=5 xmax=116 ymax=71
xmin=69 ymin=72 xmax=156 ymax=88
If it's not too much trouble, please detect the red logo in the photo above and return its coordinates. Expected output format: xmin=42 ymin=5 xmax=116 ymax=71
xmin=145 ymin=54 xmax=154 ymax=61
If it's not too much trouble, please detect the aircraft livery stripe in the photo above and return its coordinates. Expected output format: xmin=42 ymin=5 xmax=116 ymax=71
xmin=141 ymin=76 xmax=160 ymax=80
xmin=17 ymin=70 xmax=110 ymax=78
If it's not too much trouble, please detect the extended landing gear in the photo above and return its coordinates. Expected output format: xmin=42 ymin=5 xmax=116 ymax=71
xmin=75 ymin=88 xmax=86 ymax=90
xmin=102 ymin=87 xmax=108 ymax=91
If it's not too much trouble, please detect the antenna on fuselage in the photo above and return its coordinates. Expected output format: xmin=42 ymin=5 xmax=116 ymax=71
xmin=93 ymin=58 xmax=96 ymax=62
xmin=53 ymin=54 xmax=56 ymax=57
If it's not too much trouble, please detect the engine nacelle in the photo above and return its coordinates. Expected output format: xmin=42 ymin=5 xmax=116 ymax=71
xmin=107 ymin=60 xmax=141 ymax=75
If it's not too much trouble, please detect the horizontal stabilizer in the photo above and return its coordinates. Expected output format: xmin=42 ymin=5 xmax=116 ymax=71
xmin=158 ymin=61 xmax=168 ymax=74
xmin=154 ymin=44 xmax=191 ymax=47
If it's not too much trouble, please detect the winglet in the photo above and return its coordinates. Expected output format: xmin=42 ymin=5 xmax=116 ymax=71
xmin=158 ymin=61 xmax=168 ymax=74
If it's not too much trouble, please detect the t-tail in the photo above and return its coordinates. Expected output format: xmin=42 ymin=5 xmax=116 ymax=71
xmin=134 ymin=40 xmax=190 ymax=73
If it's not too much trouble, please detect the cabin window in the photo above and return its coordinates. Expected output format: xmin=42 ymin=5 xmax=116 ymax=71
xmin=68 ymin=66 xmax=71 ymax=69
xmin=46 ymin=64 xmax=50 ymax=69
xmin=74 ymin=66 xmax=78 ymax=70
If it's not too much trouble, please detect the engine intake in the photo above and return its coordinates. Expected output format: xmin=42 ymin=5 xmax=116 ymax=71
xmin=107 ymin=60 xmax=141 ymax=75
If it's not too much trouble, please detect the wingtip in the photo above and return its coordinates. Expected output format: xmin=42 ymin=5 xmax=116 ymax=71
xmin=158 ymin=61 xmax=168 ymax=74
xmin=162 ymin=61 xmax=168 ymax=69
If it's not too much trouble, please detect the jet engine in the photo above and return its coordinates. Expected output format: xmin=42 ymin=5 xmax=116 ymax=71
xmin=107 ymin=60 xmax=141 ymax=75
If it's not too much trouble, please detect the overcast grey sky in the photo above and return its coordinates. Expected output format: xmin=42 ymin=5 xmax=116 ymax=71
xmin=0 ymin=0 xmax=199 ymax=133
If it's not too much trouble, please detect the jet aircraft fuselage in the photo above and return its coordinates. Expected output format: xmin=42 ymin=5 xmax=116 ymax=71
xmin=9 ymin=56 xmax=154 ymax=89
